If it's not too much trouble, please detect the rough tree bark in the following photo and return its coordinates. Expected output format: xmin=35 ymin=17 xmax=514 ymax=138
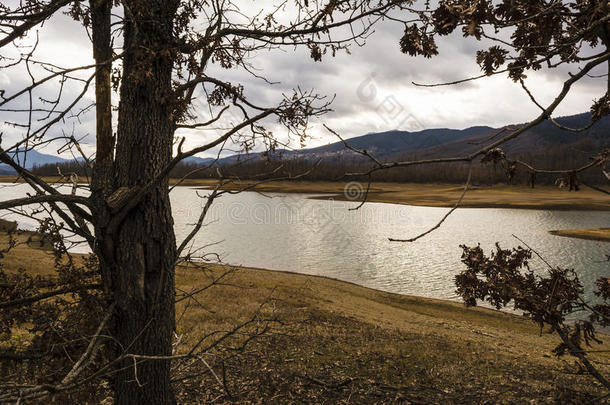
xmin=6 ymin=1 xmax=608 ymax=403
xmin=91 ymin=1 xmax=179 ymax=403
xmin=89 ymin=0 xmax=113 ymax=289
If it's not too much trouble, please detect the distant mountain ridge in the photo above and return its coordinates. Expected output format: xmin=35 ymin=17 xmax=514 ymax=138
xmin=263 ymin=112 xmax=609 ymax=163
xmin=216 ymin=125 xmax=496 ymax=165
xmin=0 ymin=149 xmax=73 ymax=175
xmin=2 ymin=112 xmax=608 ymax=174
xmin=0 ymin=151 xmax=214 ymax=174
xmin=392 ymin=112 xmax=610 ymax=161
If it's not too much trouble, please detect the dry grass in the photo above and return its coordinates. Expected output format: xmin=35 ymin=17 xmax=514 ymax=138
xmin=2 ymin=176 xmax=609 ymax=210
xmin=0 ymin=222 xmax=59 ymax=276
xmin=2 ymin=229 xmax=610 ymax=403
xmin=550 ymin=228 xmax=610 ymax=242
xmin=184 ymin=179 xmax=610 ymax=211
xmin=171 ymin=263 xmax=610 ymax=403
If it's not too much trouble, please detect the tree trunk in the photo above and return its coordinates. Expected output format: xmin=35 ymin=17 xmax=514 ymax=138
xmin=89 ymin=0 xmax=114 ymax=292
xmin=103 ymin=1 xmax=179 ymax=403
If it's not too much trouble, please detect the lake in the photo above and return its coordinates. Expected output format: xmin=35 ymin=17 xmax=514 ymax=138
xmin=1 ymin=183 xmax=608 ymax=304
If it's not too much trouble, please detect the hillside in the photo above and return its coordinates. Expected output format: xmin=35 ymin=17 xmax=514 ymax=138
xmin=2 ymin=228 xmax=609 ymax=403
xmin=299 ymin=125 xmax=494 ymax=159
xmin=0 ymin=149 xmax=72 ymax=173
xmin=198 ymin=112 xmax=609 ymax=172
xmin=12 ymin=112 xmax=610 ymax=182
xmin=0 ymin=152 xmax=212 ymax=175
xmin=396 ymin=113 xmax=610 ymax=161
xmin=289 ymin=112 xmax=609 ymax=162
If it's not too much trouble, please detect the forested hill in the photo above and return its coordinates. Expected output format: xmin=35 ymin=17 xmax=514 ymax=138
xmin=212 ymin=112 xmax=609 ymax=185
xmin=24 ymin=112 xmax=610 ymax=185
xmin=278 ymin=112 xmax=608 ymax=161
xmin=209 ymin=112 xmax=608 ymax=166
xmin=299 ymin=125 xmax=494 ymax=159
xmin=396 ymin=112 xmax=609 ymax=159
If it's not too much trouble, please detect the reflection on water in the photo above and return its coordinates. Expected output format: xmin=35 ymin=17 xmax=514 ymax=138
xmin=171 ymin=188 xmax=609 ymax=303
xmin=1 ymin=183 xmax=608 ymax=304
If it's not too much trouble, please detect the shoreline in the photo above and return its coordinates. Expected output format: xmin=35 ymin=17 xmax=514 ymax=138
xmin=549 ymin=228 xmax=610 ymax=243
xmin=0 ymin=227 xmax=523 ymax=323
xmin=194 ymin=180 xmax=610 ymax=211
xmin=0 ymin=224 xmax=475 ymax=310
xmin=187 ymin=179 xmax=610 ymax=210
xmin=0 ymin=225 xmax=602 ymax=327
xmin=1 ymin=176 xmax=609 ymax=211
xmin=2 ymin=178 xmax=609 ymax=242
xmin=0 ymin=225 xmax=602 ymax=324
xmin=2 ymin=231 xmax=610 ymax=400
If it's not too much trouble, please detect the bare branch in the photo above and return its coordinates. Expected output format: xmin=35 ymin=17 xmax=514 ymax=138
xmin=0 ymin=193 xmax=90 ymax=211
xmin=389 ymin=161 xmax=473 ymax=243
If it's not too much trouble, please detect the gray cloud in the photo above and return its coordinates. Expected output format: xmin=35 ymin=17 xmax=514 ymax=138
xmin=0 ymin=1 xmax=606 ymax=159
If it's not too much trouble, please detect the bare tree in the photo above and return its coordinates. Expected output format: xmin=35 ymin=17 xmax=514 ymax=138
xmin=0 ymin=1 xmax=418 ymax=403
xmin=1 ymin=0 xmax=610 ymax=403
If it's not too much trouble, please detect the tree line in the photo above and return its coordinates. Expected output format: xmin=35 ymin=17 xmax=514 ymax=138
xmin=32 ymin=145 xmax=608 ymax=187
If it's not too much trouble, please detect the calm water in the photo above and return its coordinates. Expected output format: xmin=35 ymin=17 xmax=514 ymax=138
xmin=1 ymin=183 xmax=608 ymax=303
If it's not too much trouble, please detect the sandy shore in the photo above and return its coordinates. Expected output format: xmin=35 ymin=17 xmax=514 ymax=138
xmin=2 ymin=176 xmax=608 ymax=210
xmin=1 ymin=228 xmax=609 ymax=402
xmin=550 ymin=227 xmax=610 ymax=242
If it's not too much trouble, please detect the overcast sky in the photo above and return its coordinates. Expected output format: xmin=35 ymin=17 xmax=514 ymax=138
xmin=0 ymin=1 xmax=606 ymax=158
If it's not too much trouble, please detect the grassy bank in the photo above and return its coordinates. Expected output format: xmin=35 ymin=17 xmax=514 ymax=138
xmin=192 ymin=179 xmax=610 ymax=211
xmin=2 ymin=230 xmax=609 ymax=403
xmin=550 ymin=227 xmax=610 ymax=242
xmin=2 ymin=176 xmax=609 ymax=210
